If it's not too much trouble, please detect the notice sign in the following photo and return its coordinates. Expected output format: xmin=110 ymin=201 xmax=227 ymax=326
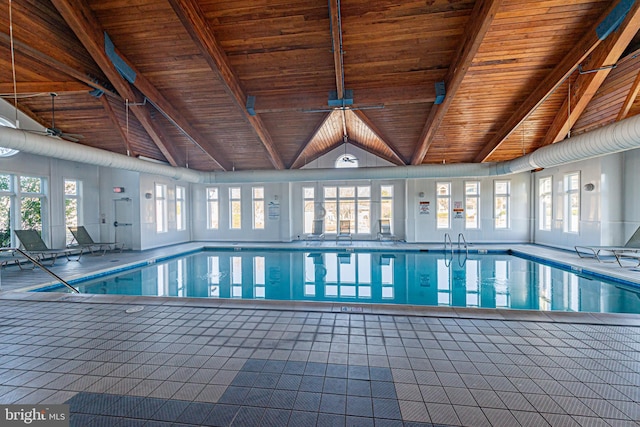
xmin=419 ymin=201 xmax=430 ymax=215
xmin=453 ymin=201 xmax=464 ymax=219
xmin=268 ymin=201 xmax=280 ymax=220
xmin=2 ymin=405 xmax=69 ymax=426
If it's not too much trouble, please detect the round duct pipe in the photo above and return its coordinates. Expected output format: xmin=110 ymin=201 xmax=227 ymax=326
xmin=1 ymin=113 xmax=640 ymax=183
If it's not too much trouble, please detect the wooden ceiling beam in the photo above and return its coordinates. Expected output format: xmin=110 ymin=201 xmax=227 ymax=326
xmin=329 ymin=0 xmax=345 ymax=100
xmin=290 ymin=113 xmax=335 ymax=169
xmin=541 ymin=0 xmax=640 ymax=146
xmin=0 ymin=31 xmax=116 ymax=99
xmin=108 ymin=45 xmax=229 ymax=171
xmin=411 ymin=0 xmax=502 ymax=165
xmin=0 ymin=81 xmax=90 ymax=95
xmin=617 ymin=68 xmax=640 ymax=121
xmin=50 ymin=0 xmax=184 ymax=167
xmin=252 ymin=86 xmax=436 ymax=114
xmin=168 ymin=0 xmax=285 ymax=170
xmin=98 ymin=95 xmax=135 ymax=158
xmin=474 ymin=0 xmax=625 ymax=162
xmin=351 ymin=110 xmax=406 ymax=166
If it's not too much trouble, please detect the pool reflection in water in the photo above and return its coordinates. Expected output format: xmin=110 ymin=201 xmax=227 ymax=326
xmin=48 ymin=250 xmax=640 ymax=314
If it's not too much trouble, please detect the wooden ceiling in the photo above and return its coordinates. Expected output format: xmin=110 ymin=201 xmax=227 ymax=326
xmin=1 ymin=0 xmax=640 ymax=172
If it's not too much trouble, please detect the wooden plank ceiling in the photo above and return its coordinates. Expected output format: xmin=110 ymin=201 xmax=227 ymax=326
xmin=1 ymin=0 xmax=640 ymax=172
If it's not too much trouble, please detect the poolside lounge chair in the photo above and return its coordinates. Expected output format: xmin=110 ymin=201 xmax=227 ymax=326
xmin=377 ymin=219 xmax=396 ymax=241
xmin=68 ymin=226 xmax=124 ymax=255
xmin=14 ymin=229 xmax=74 ymax=265
xmin=574 ymin=226 xmax=640 ymax=263
xmin=307 ymin=219 xmax=325 ymax=241
xmin=0 ymin=249 xmax=20 ymax=269
xmin=336 ymin=219 xmax=352 ymax=243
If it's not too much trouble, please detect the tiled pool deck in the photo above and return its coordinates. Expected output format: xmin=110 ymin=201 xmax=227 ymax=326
xmin=1 ymin=242 xmax=639 ymax=426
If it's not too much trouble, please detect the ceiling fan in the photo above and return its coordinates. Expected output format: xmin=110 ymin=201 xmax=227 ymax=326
xmin=37 ymin=93 xmax=84 ymax=142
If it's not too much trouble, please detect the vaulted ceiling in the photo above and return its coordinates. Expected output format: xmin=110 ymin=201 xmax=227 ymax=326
xmin=1 ymin=0 xmax=640 ymax=172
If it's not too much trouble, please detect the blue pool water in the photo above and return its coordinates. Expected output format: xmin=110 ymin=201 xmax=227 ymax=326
xmin=44 ymin=249 xmax=640 ymax=313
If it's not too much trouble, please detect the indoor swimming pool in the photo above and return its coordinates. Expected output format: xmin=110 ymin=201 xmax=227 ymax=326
xmin=42 ymin=249 xmax=640 ymax=314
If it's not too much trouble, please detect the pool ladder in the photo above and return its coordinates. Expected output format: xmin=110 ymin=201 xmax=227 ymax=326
xmin=0 ymin=247 xmax=79 ymax=293
xmin=444 ymin=233 xmax=469 ymax=266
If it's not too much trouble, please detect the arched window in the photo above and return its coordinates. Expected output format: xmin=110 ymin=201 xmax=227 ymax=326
xmin=335 ymin=153 xmax=358 ymax=168
xmin=0 ymin=116 xmax=19 ymax=157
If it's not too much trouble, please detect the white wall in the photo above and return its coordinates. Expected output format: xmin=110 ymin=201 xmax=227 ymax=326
xmin=4 ymin=95 xmax=640 ymax=252
xmin=406 ymin=173 xmax=531 ymax=243
xmin=532 ymin=152 xmax=626 ymax=249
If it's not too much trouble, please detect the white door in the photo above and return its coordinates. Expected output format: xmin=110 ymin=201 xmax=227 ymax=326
xmin=114 ymin=197 xmax=133 ymax=250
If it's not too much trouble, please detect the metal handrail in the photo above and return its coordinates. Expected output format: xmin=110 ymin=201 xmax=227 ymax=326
xmin=444 ymin=233 xmax=453 ymax=254
xmin=1 ymin=247 xmax=79 ymax=293
xmin=457 ymin=233 xmax=469 ymax=255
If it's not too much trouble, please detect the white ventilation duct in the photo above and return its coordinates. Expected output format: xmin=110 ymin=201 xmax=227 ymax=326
xmin=1 ymin=113 xmax=640 ymax=183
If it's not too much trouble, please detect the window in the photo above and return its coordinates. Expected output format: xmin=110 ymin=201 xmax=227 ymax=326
xmin=252 ymin=187 xmax=264 ymax=230
xmin=323 ymin=185 xmax=371 ymax=234
xmin=494 ymin=180 xmax=510 ymax=229
xmin=436 ymin=182 xmax=450 ymax=229
xmin=380 ymin=185 xmax=393 ymax=225
xmin=539 ymin=177 xmax=552 ymax=231
xmin=206 ymin=187 xmax=219 ymax=229
xmin=155 ymin=183 xmax=167 ymax=233
xmin=338 ymin=187 xmax=355 ymax=234
xmin=64 ymin=179 xmax=81 ymax=245
xmin=564 ymin=172 xmax=580 ymax=233
xmin=20 ymin=176 xmax=45 ymax=232
xmin=303 ymin=187 xmax=315 ymax=234
xmin=230 ymin=187 xmax=241 ymax=229
xmin=0 ymin=174 xmax=13 ymax=247
xmin=176 ymin=186 xmax=186 ymax=231
xmin=335 ymin=153 xmax=358 ymax=168
xmin=465 ymin=181 xmax=479 ymax=229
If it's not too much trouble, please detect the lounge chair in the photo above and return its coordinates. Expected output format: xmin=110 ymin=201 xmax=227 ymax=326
xmin=574 ymin=226 xmax=640 ymax=263
xmin=68 ymin=226 xmax=124 ymax=255
xmin=307 ymin=219 xmax=325 ymax=241
xmin=336 ymin=219 xmax=352 ymax=243
xmin=377 ymin=219 xmax=396 ymax=241
xmin=0 ymin=249 xmax=20 ymax=269
xmin=14 ymin=229 xmax=74 ymax=265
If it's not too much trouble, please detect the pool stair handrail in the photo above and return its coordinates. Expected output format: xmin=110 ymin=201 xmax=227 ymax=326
xmin=458 ymin=233 xmax=469 ymax=257
xmin=0 ymin=247 xmax=79 ymax=293
xmin=444 ymin=233 xmax=453 ymax=254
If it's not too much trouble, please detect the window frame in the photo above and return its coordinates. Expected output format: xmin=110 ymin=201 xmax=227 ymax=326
xmin=155 ymin=183 xmax=168 ymax=233
xmin=252 ymin=187 xmax=265 ymax=230
xmin=436 ymin=182 xmax=451 ymax=229
xmin=230 ymin=187 xmax=242 ymax=230
xmin=539 ymin=176 xmax=553 ymax=231
xmin=206 ymin=187 xmax=219 ymax=230
xmin=176 ymin=185 xmax=186 ymax=231
xmin=494 ymin=180 xmax=511 ymax=230
xmin=464 ymin=181 xmax=480 ymax=230
xmin=64 ymin=178 xmax=82 ymax=245
xmin=564 ymin=172 xmax=580 ymax=233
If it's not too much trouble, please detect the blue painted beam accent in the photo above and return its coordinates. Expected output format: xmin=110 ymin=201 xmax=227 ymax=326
xmin=328 ymin=89 xmax=354 ymax=107
xmin=246 ymin=96 xmax=256 ymax=116
xmin=434 ymin=81 xmax=446 ymax=105
xmin=597 ymin=0 xmax=635 ymax=40
xmin=104 ymin=32 xmax=137 ymax=84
